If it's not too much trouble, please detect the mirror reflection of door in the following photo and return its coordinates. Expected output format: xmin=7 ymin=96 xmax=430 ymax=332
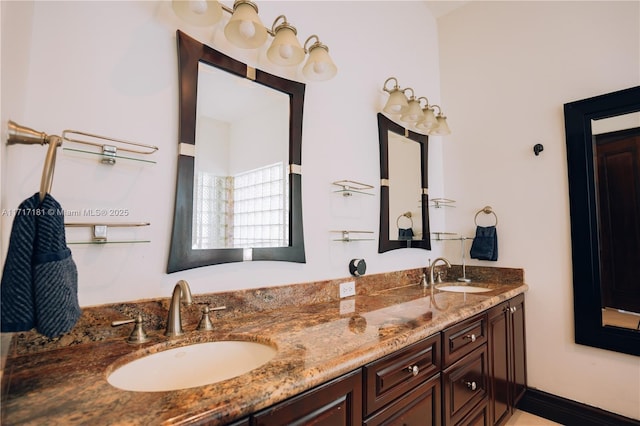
xmin=388 ymin=131 xmax=422 ymax=241
xmin=193 ymin=62 xmax=290 ymax=250
xmin=592 ymin=112 xmax=640 ymax=330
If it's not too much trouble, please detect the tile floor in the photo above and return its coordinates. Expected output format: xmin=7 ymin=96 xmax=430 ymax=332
xmin=506 ymin=410 xmax=562 ymax=425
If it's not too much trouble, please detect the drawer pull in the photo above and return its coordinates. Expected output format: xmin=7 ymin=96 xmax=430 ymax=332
xmin=465 ymin=381 xmax=478 ymax=391
xmin=407 ymin=365 xmax=420 ymax=376
xmin=463 ymin=333 xmax=477 ymax=342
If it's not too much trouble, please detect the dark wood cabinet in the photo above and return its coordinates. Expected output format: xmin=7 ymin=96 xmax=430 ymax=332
xmin=442 ymin=313 xmax=487 ymax=367
xmin=487 ymin=294 xmax=527 ymax=426
xmin=363 ymin=375 xmax=441 ymax=426
xmin=242 ymin=294 xmax=526 ymax=426
xmin=252 ymin=369 xmax=362 ymax=426
xmin=442 ymin=345 xmax=488 ymax=426
xmin=363 ymin=333 xmax=441 ymax=426
xmin=459 ymin=399 xmax=489 ymax=426
xmin=227 ymin=419 xmax=250 ymax=426
xmin=363 ymin=334 xmax=440 ymax=415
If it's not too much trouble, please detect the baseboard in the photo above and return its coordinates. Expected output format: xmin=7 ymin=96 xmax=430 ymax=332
xmin=518 ymin=388 xmax=640 ymax=426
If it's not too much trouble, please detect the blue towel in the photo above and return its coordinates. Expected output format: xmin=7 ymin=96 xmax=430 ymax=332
xmin=470 ymin=225 xmax=498 ymax=261
xmin=1 ymin=193 xmax=81 ymax=337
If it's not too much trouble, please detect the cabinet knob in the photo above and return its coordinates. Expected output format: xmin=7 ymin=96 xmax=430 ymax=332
xmin=407 ymin=365 xmax=419 ymax=376
xmin=465 ymin=381 xmax=477 ymax=391
xmin=464 ymin=333 xmax=477 ymax=342
xmin=510 ymin=306 xmax=517 ymax=314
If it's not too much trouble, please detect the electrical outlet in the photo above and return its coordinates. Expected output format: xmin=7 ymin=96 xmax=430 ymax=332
xmin=340 ymin=281 xmax=356 ymax=298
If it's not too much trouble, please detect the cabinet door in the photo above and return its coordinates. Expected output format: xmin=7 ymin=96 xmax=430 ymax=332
xmin=364 ymin=374 xmax=441 ymax=426
xmin=458 ymin=399 xmax=489 ymax=426
xmin=442 ymin=345 xmax=488 ymax=426
xmin=487 ymin=294 xmax=527 ymax=426
xmin=487 ymin=301 xmax=510 ymax=426
xmin=253 ymin=370 xmax=362 ymax=426
xmin=509 ymin=294 xmax=527 ymax=406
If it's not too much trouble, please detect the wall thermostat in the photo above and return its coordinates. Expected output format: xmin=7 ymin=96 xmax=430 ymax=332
xmin=349 ymin=259 xmax=366 ymax=277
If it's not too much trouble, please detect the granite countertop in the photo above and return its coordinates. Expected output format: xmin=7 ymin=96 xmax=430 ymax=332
xmin=1 ymin=269 xmax=527 ymax=425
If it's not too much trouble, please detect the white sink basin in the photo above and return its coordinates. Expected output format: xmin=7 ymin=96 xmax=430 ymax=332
xmin=436 ymin=285 xmax=492 ymax=293
xmin=107 ymin=340 xmax=277 ymax=392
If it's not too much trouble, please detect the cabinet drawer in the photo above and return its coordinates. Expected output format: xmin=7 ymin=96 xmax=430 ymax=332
xmin=253 ymin=369 xmax=362 ymax=426
xmin=442 ymin=313 xmax=487 ymax=367
xmin=458 ymin=399 xmax=489 ymax=426
xmin=364 ymin=333 xmax=440 ymax=416
xmin=443 ymin=345 xmax=488 ymax=426
xmin=364 ymin=373 xmax=441 ymax=426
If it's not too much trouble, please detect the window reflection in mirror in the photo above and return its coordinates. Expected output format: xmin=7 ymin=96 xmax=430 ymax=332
xmin=167 ymin=31 xmax=305 ymax=273
xmin=193 ymin=62 xmax=290 ymax=250
xmin=591 ymin=111 xmax=640 ymax=331
xmin=388 ymin=131 xmax=422 ymax=241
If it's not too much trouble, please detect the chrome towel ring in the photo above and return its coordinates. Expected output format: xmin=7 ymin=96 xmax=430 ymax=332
xmin=396 ymin=211 xmax=414 ymax=228
xmin=474 ymin=206 xmax=498 ymax=226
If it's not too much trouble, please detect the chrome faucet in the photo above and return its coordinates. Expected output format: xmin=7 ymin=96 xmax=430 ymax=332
xmin=429 ymin=257 xmax=451 ymax=286
xmin=165 ymin=279 xmax=193 ymax=337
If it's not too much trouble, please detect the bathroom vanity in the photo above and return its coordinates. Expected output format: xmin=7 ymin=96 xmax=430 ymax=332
xmin=243 ymin=294 xmax=525 ymax=426
xmin=1 ymin=267 xmax=527 ymax=425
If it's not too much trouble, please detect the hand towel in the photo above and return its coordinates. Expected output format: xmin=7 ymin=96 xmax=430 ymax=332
xmin=398 ymin=228 xmax=414 ymax=241
xmin=470 ymin=225 xmax=498 ymax=261
xmin=1 ymin=194 xmax=39 ymax=332
xmin=1 ymin=193 xmax=81 ymax=337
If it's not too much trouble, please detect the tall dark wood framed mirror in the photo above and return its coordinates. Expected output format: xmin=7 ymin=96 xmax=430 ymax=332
xmin=377 ymin=113 xmax=431 ymax=253
xmin=168 ymin=31 xmax=305 ymax=273
xmin=564 ymin=85 xmax=640 ymax=356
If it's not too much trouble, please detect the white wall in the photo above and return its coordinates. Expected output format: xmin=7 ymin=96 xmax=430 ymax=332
xmin=2 ymin=0 xmax=638 ymax=419
xmin=0 ymin=1 xmax=444 ymax=305
xmin=438 ymin=1 xmax=639 ymax=419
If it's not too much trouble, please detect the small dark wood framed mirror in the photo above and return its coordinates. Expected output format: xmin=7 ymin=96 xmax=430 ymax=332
xmin=564 ymin=85 xmax=640 ymax=356
xmin=377 ymin=113 xmax=431 ymax=253
xmin=168 ymin=31 xmax=305 ymax=273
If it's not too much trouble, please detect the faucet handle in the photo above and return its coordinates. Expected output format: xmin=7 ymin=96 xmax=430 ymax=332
xmin=112 ymin=314 xmax=150 ymax=344
xmin=197 ymin=304 xmax=227 ymax=331
xmin=420 ymin=273 xmax=429 ymax=288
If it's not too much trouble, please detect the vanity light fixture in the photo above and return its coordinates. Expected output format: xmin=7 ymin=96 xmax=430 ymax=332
xmin=224 ymin=0 xmax=268 ymax=49
xmin=400 ymin=89 xmax=424 ymax=124
xmin=415 ymin=97 xmax=438 ymax=131
xmin=382 ymin=77 xmax=409 ymax=114
xmin=381 ymin=76 xmax=451 ymax=135
xmin=302 ymin=35 xmax=337 ymax=81
xmin=267 ymin=15 xmax=305 ymax=66
xmin=172 ymin=0 xmax=223 ymax=26
xmin=431 ymin=105 xmax=451 ymax=136
xmin=172 ymin=0 xmax=337 ymax=81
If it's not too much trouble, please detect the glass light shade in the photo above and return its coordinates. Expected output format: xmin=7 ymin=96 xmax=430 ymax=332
xmin=400 ymin=98 xmax=425 ymax=123
xmin=383 ymin=90 xmax=408 ymax=114
xmin=172 ymin=0 xmax=223 ymax=26
xmin=433 ymin=116 xmax=451 ymax=135
xmin=224 ymin=1 xmax=268 ymax=49
xmin=302 ymin=45 xmax=337 ymax=81
xmin=416 ymin=107 xmax=437 ymax=130
xmin=267 ymin=25 xmax=305 ymax=66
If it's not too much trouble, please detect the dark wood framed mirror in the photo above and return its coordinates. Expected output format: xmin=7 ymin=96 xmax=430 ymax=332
xmin=168 ymin=31 xmax=305 ymax=273
xmin=377 ymin=113 xmax=431 ymax=253
xmin=564 ymin=85 xmax=640 ymax=356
